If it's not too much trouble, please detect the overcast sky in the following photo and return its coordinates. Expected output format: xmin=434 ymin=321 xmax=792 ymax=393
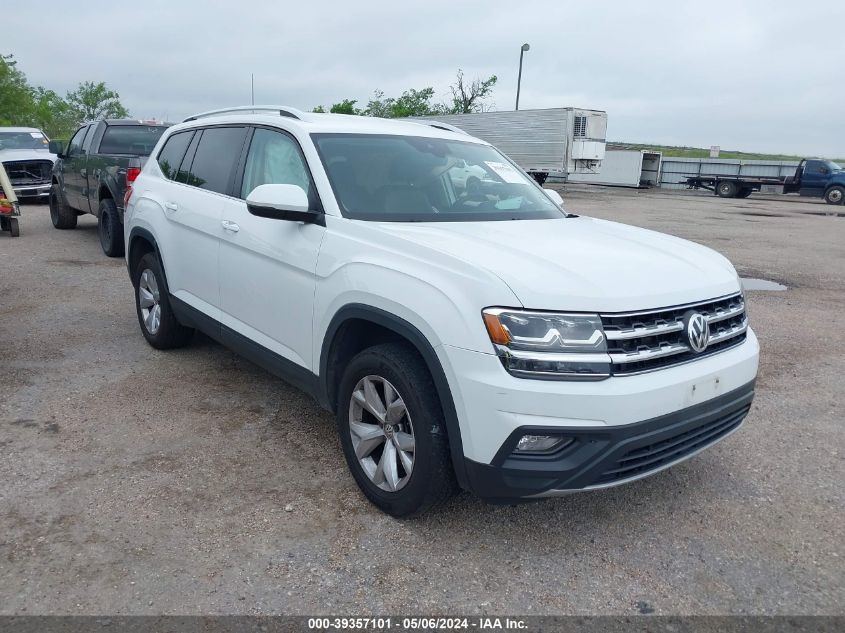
xmin=7 ymin=0 xmax=844 ymax=156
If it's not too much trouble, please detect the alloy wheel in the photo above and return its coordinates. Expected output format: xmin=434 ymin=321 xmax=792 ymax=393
xmin=348 ymin=375 xmax=416 ymax=492
xmin=138 ymin=269 xmax=162 ymax=335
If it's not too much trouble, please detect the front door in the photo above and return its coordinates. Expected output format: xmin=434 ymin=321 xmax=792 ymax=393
xmin=800 ymin=160 xmax=829 ymax=197
xmin=62 ymin=125 xmax=90 ymax=210
xmin=218 ymin=126 xmax=325 ymax=372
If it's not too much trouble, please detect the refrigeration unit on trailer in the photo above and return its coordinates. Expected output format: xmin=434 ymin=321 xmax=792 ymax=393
xmin=417 ymin=108 xmax=607 ymax=184
xmin=569 ymin=150 xmax=662 ymax=188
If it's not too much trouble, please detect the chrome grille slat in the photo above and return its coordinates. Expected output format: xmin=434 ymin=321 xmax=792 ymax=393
xmin=601 ymin=293 xmax=747 ymax=375
xmin=604 ymin=320 xmax=684 ymax=340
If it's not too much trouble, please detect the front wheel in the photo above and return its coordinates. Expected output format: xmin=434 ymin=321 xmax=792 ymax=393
xmin=49 ymin=184 xmax=77 ymax=229
xmin=824 ymin=186 xmax=844 ymax=205
xmin=336 ymin=342 xmax=457 ymax=517
xmin=98 ymin=198 xmax=125 ymax=257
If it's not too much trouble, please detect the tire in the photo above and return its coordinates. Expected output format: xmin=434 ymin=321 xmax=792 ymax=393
xmin=336 ymin=342 xmax=457 ymax=517
xmin=98 ymin=198 xmax=125 ymax=257
xmin=133 ymin=253 xmax=194 ymax=349
xmin=824 ymin=186 xmax=844 ymax=205
xmin=716 ymin=180 xmax=739 ymax=198
xmin=49 ymin=184 xmax=77 ymax=229
xmin=737 ymin=188 xmax=753 ymax=198
xmin=8 ymin=217 xmax=19 ymax=237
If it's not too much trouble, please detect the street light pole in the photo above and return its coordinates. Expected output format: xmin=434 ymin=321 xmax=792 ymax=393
xmin=515 ymin=43 xmax=530 ymax=111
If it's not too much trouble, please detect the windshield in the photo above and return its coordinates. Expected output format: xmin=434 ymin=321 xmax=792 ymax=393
xmin=0 ymin=130 xmax=50 ymax=151
xmin=824 ymin=161 xmax=842 ymax=172
xmin=311 ymin=133 xmax=563 ymax=222
xmin=99 ymin=125 xmax=168 ymax=155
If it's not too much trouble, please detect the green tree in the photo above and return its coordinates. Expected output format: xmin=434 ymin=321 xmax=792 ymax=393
xmin=448 ymin=69 xmax=497 ymax=114
xmin=0 ymin=54 xmax=35 ymax=126
xmin=66 ymin=81 xmax=129 ymax=122
xmin=362 ymin=88 xmax=444 ymax=118
xmin=311 ymin=105 xmax=326 ymax=113
xmin=31 ymin=87 xmax=77 ymax=138
xmin=329 ymin=99 xmax=358 ymax=115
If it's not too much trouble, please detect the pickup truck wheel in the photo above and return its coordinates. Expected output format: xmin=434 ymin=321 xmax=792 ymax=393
xmin=824 ymin=186 xmax=844 ymax=205
xmin=133 ymin=253 xmax=194 ymax=349
xmin=98 ymin=198 xmax=125 ymax=257
xmin=337 ymin=342 xmax=457 ymax=517
xmin=717 ymin=181 xmax=739 ymax=198
xmin=49 ymin=184 xmax=77 ymax=229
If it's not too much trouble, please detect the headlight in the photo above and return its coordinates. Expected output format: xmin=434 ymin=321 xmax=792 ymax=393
xmin=482 ymin=308 xmax=610 ymax=380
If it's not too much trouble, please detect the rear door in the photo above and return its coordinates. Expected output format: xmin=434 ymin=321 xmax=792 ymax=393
xmin=217 ymin=126 xmax=325 ymax=372
xmin=153 ymin=126 xmax=248 ymax=317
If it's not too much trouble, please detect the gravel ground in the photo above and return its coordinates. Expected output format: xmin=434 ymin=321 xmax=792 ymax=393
xmin=0 ymin=188 xmax=842 ymax=616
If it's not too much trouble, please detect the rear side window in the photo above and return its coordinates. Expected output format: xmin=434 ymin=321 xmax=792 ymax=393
xmin=157 ymin=131 xmax=193 ymax=180
xmin=179 ymin=127 xmax=247 ymax=195
xmin=99 ymin=125 xmax=168 ymax=155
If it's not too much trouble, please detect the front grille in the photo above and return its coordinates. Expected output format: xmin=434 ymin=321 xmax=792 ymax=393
xmin=601 ymin=293 xmax=747 ymax=375
xmin=3 ymin=160 xmax=53 ymax=186
xmin=594 ymin=403 xmax=750 ymax=485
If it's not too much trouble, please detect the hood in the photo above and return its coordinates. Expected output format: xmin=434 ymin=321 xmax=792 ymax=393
xmin=0 ymin=148 xmax=57 ymax=163
xmin=369 ymin=216 xmax=741 ymax=312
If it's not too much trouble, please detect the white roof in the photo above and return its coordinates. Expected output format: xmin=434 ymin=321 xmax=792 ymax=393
xmin=172 ymin=106 xmax=487 ymax=144
xmin=0 ymin=127 xmax=45 ymax=134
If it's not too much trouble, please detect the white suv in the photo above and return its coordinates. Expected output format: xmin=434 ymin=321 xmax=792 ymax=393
xmin=124 ymin=106 xmax=759 ymax=516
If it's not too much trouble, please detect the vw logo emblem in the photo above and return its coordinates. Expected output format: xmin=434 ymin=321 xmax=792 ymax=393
xmin=685 ymin=312 xmax=709 ymax=353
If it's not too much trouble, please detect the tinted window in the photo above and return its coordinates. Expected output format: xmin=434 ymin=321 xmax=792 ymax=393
xmin=180 ymin=127 xmax=246 ymax=195
xmin=67 ymin=126 xmax=88 ymax=156
xmin=100 ymin=125 xmax=168 ymax=155
xmin=240 ymin=128 xmax=313 ymax=199
xmin=157 ymin=131 xmax=193 ymax=180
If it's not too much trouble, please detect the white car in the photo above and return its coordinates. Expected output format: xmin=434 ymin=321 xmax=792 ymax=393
xmin=0 ymin=127 xmax=57 ymax=200
xmin=124 ymin=106 xmax=759 ymax=516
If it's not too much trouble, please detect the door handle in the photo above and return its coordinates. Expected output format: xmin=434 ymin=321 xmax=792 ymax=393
xmin=164 ymin=202 xmax=178 ymax=211
xmin=221 ymin=220 xmax=240 ymax=233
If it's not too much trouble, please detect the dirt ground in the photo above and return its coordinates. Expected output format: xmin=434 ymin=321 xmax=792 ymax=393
xmin=0 ymin=187 xmax=842 ymax=615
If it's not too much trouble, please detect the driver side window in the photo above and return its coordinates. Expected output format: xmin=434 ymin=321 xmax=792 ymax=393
xmin=67 ymin=126 xmax=88 ymax=157
xmin=240 ymin=128 xmax=313 ymax=200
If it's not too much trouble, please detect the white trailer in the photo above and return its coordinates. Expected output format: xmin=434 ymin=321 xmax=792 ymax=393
xmin=569 ymin=150 xmax=662 ymax=188
xmin=418 ymin=108 xmax=607 ymax=184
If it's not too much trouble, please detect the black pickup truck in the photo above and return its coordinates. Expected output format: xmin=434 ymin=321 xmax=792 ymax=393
xmin=49 ymin=119 xmax=170 ymax=256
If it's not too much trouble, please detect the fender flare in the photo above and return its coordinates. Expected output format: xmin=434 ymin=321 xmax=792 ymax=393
xmin=319 ymin=304 xmax=469 ymax=490
xmin=126 ymin=227 xmax=166 ymax=285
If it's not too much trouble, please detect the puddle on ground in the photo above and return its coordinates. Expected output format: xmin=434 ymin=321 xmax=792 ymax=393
xmin=805 ymin=211 xmax=845 ymax=218
xmin=741 ymin=277 xmax=787 ymax=291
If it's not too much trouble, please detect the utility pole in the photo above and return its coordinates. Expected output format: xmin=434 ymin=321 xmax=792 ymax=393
xmin=515 ymin=43 xmax=530 ymax=111
xmin=251 ymin=74 xmax=255 ymax=106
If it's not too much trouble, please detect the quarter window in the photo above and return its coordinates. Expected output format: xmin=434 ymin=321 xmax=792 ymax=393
xmin=157 ymin=131 xmax=193 ymax=180
xmin=240 ymin=128 xmax=313 ymax=199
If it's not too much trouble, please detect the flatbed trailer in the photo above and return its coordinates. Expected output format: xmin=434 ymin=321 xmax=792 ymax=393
xmin=683 ymin=158 xmax=845 ymax=204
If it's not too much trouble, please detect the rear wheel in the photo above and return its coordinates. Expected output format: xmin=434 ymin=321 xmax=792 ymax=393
xmin=824 ymin=186 xmax=844 ymax=205
xmin=717 ymin=181 xmax=739 ymax=198
xmin=49 ymin=184 xmax=77 ymax=229
xmin=98 ymin=198 xmax=125 ymax=257
xmin=133 ymin=253 xmax=194 ymax=349
xmin=8 ymin=217 xmax=19 ymax=237
xmin=336 ymin=342 xmax=457 ymax=517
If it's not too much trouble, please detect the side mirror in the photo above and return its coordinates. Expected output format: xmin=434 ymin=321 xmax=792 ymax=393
xmin=48 ymin=140 xmax=66 ymax=157
xmin=246 ymin=184 xmax=323 ymax=224
xmin=544 ymin=188 xmax=564 ymax=207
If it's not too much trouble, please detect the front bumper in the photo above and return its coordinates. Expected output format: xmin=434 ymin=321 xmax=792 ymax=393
xmin=13 ymin=183 xmax=50 ymax=198
xmin=463 ymin=379 xmax=755 ymax=500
